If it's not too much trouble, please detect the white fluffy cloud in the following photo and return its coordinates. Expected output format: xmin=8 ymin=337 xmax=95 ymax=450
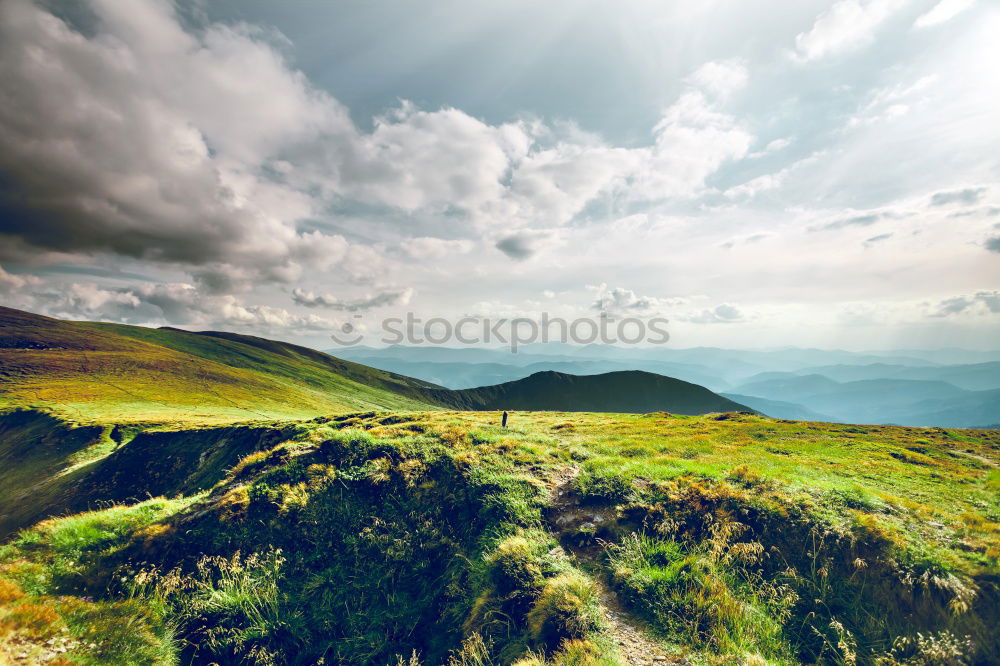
xmin=794 ymin=0 xmax=909 ymax=61
xmin=0 ymin=265 xmax=41 ymax=293
xmin=333 ymin=103 xmax=529 ymax=213
xmin=685 ymin=59 xmax=748 ymax=98
xmin=0 ymin=0 xmax=759 ymax=292
xmin=914 ymin=0 xmax=976 ymax=27
xmin=590 ymin=284 xmax=685 ymax=315
xmin=630 ymin=71 xmax=753 ymax=200
xmin=30 ymin=280 xmax=338 ymax=332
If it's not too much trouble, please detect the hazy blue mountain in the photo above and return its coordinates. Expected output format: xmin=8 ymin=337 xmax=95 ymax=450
xmin=721 ymin=393 xmax=838 ymax=422
xmin=753 ymin=362 xmax=1000 ymax=391
xmin=869 ymin=348 xmax=1000 ymax=365
xmin=880 ymin=389 xmax=1000 ymax=428
xmin=734 ymin=374 xmax=843 ymax=402
xmin=732 ymin=375 xmax=996 ymax=427
xmin=330 ymin=344 xmax=957 ymax=382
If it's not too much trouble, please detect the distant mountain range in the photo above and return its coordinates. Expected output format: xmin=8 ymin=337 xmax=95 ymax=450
xmin=331 ymin=343 xmax=1000 ymax=427
xmin=729 ymin=375 xmax=999 ymax=427
xmin=0 ymin=307 xmax=750 ymax=423
xmin=1 ymin=306 xmax=993 ymax=428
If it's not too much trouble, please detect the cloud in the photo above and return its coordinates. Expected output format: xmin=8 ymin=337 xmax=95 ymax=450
xmin=334 ymin=102 xmax=530 ymax=214
xmin=747 ymin=138 xmax=792 ymax=159
xmin=929 ymin=187 xmax=987 ymax=206
xmin=724 ymin=172 xmax=785 ymax=198
xmin=0 ymin=265 xmax=42 ymax=293
xmin=291 ymin=287 xmax=413 ymax=311
xmin=0 ymin=4 xmax=760 ymax=299
xmin=930 ymin=290 xmax=1000 ymax=316
xmin=504 ymin=61 xmax=754 ymax=215
xmin=27 ymin=280 xmax=338 ymax=331
xmin=400 ymin=237 xmax=474 ymax=260
xmin=864 ymin=232 xmax=893 ymax=245
xmin=684 ymin=59 xmax=748 ymax=98
xmin=495 ymin=230 xmax=557 ymax=261
xmin=630 ymin=84 xmax=753 ymax=201
xmin=813 ymin=212 xmax=884 ymax=231
xmin=948 ymin=206 xmax=1000 ymax=219
xmin=914 ymin=0 xmax=976 ymax=28
xmin=507 ymin=140 xmax=642 ymax=225
xmin=684 ymin=303 xmax=746 ymax=324
xmin=986 ymin=236 xmax=1000 ymax=253
xmin=846 ymin=76 xmax=936 ymax=128
xmin=0 ymin=0 xmax=356 ymax=291
xmin=590 ymin=284 xmax=684 ymax=314
xmin=720 ymin=232 xmax=774 ymax=249
xmin=794 ymin=0 xmax=909 ymax=61
xmin=977 ymin=291 xmax=1000 ymax=313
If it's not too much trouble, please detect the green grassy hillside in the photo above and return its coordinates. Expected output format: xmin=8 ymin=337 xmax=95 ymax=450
xmin=1 ymin=409 xmax=997 ymax=665
xmin=0 ymin=308 xmax=755 ymax=427
xmin=0 ymin=306 xmax=441 ymax=426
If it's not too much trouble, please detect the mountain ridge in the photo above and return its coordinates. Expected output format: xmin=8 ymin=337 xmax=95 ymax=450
xmin=425 ymin=369 xmax=754 ymax=414
xmin=0 ymin=307 xmax=752 ymax=424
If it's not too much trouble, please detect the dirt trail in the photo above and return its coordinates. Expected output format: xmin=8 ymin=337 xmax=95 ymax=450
xmin=595 ymin=577 xmax=688 ymax=666
xmin=545 ymin=468 xmax=689 ymax=666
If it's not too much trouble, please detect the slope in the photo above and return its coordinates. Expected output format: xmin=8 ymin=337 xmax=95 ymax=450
xmin=1 ymin=410 xmax=997 ymax=665
xmin=1 ymin=308 xmax=758 ymax=425
xmin=0 ymin=306 xmax=439 ymax=425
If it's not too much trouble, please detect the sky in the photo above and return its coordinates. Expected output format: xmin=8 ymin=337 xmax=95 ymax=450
xmin=0 ymin=0 xmax=998 ymax=351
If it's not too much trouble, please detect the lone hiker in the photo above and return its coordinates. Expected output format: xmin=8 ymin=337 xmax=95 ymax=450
xmin=502 ymin=410 xmax=508 ymax=428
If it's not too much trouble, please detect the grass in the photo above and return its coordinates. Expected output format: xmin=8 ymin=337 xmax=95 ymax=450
xmin=0 ymin=409 xmax=996 ymax=665
xmin=0 ymin=497 xmax=195 ymax=664
xmin=605 ymin=532 xmax=793 ymax=661
xmin=418 ymin=410 xmax=999 ymax=573
xmin=3 ymin=307 xmax=998 ymax=663
xmin=0 ymin=306 xmax=440 ymax=427
xmin=1 ymin=304 xmax=998 ymax=663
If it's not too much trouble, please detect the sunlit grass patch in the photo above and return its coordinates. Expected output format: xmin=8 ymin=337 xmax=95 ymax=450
xmin=0 ymin=498 xmax=193 ymax=664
